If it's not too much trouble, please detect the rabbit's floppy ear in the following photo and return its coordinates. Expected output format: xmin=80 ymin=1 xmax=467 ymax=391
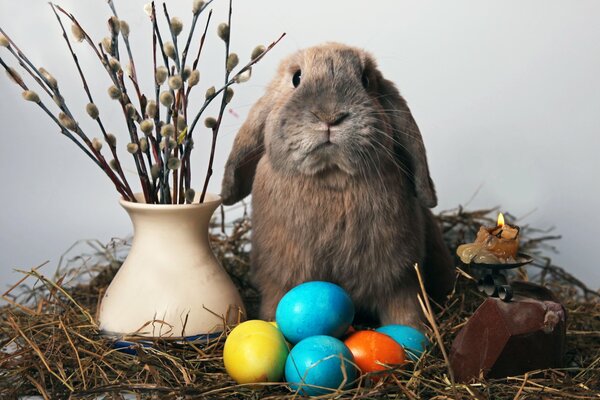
xmin=376 ymin=75 xmax=438 ymax=208
xmin=220 ymin=93 xmax=270 ymax=205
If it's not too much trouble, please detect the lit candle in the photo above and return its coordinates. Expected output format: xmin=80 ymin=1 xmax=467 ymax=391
xmin=457 ymin=213 xmax=520 ymax=264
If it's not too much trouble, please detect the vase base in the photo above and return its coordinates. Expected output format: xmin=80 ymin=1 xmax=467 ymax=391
xmin=102 ymin=331 xmax=224 ymax=355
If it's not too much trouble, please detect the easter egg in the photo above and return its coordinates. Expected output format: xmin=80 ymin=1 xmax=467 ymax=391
xmin=285 ymin=335 xmax=357 ymax=396
xmin=376 ymin=325 xmax=429 ymax=360
xmin=344 ymin=330 xmax=406 ymax=375
xmin=276 ymin=281 xmax=354 ymax=344
xmin=223 ymin=320 xmax=289 ymax=384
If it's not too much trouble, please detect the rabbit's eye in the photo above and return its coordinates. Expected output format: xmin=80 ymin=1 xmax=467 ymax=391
xmin=292 ymin=70 xmax=302 ymax=88
xmin=361 ymin=71 xmax=370 ymax=89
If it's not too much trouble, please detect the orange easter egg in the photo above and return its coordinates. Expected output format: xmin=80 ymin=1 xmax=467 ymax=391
xmin=344 ymin=330 xmax=406 ymax=375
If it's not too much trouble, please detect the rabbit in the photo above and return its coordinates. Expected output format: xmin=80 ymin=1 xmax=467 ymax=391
xmin=220 ymin=42 xmax=455 ymax=329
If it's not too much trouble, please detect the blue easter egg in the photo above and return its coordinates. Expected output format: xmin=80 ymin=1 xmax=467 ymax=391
xmin=376 ymin=325 xmax=429 ymax=360
xmin=276 ymin=281 xmax=354 ymax=344
xmin=285 ymin=335 xmax=357 ymax=396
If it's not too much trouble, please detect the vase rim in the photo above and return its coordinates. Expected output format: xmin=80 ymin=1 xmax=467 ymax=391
xmin=120 ymin=192 xmax=222 ymax=210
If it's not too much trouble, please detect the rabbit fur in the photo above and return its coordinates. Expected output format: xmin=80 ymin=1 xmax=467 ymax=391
xmin=221 ymin=42 xmax=455 ymax=328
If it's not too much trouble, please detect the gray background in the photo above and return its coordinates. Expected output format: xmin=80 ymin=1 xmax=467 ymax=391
xmin=1 ymin=0 xmax=599 ymax=290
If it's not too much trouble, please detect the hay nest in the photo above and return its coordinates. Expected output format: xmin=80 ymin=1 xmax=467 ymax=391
xmin=1 ymin=207 xmax=599 ymax=399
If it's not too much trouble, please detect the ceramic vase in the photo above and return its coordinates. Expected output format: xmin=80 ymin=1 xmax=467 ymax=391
xmin=98 ymin=193 xmax=245 ymax=338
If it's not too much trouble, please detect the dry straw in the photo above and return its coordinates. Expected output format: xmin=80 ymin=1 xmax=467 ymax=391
xmin=0 ymin=207 xmax=598 ymax=399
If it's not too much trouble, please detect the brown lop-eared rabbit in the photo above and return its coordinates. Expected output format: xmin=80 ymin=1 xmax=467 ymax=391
xmin=221 ymin=43 xmax=455 ymax=328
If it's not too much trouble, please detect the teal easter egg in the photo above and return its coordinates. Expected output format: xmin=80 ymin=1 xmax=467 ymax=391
xmin=285 ymin=335 xmax=357 ymax=396
xmin=276 ymin=281 xmax=354 ymax=344
xmin=376 ymin=325 xmax=429 ymax=360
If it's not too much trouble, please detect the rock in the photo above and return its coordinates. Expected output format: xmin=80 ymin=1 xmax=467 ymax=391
xmin=450 ymin=283 xmax=566 ymax=382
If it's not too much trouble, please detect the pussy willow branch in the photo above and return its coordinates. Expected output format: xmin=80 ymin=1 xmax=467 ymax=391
xmin=170 ymin=0 xmax=213 ymax=203
xmin=198 ymin=0 xmax=233 ymax=204
xmin=0 ymin=29 xmax=132 ymax=200
xmin=162 ymin=2 xmax=182 ymax=204
xmin=162 ymin=3 xmax=181 ymax=73
xmin=0 ymin=56 xmax=99 ymax=166
xmin=186 ymin=32 xmax=285 ymax=142
xmin=150 ymin=1 xmax=173 ymax=203
xmin=151 ymin=17 xmax=166 ymax=202
xmin=182 ymin=8 xmax=213 ymax=196
xmin=107 ymin=0 xmax=145 ymax=116
xmin=0 ymin=55 xmax=133 ymax=200
xmin=50 ymin=3 xmax=134 ymax=201
xmin=0 ymin=28 xmax=54 ymax=96
xmin=187 ymin=31 xmax=286 ymax=202
xmin=96 ymin=37 xmax=152 ymax=203
xmin=181 ymin=0 xmax=214 ymax=71
xmin=1 ymin=48 xmax=52 ymax=99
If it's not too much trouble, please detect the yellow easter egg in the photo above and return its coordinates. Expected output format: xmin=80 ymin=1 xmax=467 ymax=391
xmin=223 ymin=320 xmax=289 ymax=383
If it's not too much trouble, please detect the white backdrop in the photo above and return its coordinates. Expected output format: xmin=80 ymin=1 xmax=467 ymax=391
xmin=1 ymin=0 xmax=599 ymax=290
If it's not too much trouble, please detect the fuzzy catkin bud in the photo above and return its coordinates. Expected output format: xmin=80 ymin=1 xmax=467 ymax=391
xmin=188 ymin=70 xmax=200 ymax=87
xmin=119 ymin=20 xmax=130 ymax=38
xmin=108 ymin=85 xmax=121 ymax=99
xmin=125 ymin=103 xmax=137 ymax=119
xmin=86 ymin=103 xmax=99 ymax=119
xmin=204 ymin=116 xmax=217 ymax=129
xmin=146 ymin=100 xmax=157 ymax=118
xmin=217 ymin=23 xmax=229 ymax=42
xmin=108 ymin=16 xmax=120 ymax=36
xmin=168 ymin=75 xmax=182 ymax=90
xmin=235 ymin=67 xmax=252 ymax=83
xmin=225 ymin=87 xmax=234 ymax=104
xmin=163 ymin=41 xmax=176 ymax=60
xmin=167 ymin=157 xmax=181 ymax=170
xmin=0 ymin=34 xmax=9 ymax=47
xmin=140 ymin=119 xmax=154 ymax=134
xmin=182 ymin=66 xmax=192 ymax=81
xmin=159 ymin=91 xmax=173 ymax=107
xmin=59 ymin=112 xmax=77 ymax=131
xmin=144 ymin=3 xmax=153 ymax=17
xmin=226 ymin=53 xmax=239 ymax=73
xmin=126 ymin=142 xmax=139 ymax=154
xmin=184 ymin=188 xmax=196 ymax=203
xmin=22 ymin=90 xmax=40 ymax=103
xmin=150 ymin=163 xmax=160 ymax=179
xmin=192 ymin=0 xmax=204 ymax=15
xmin=106 ymin=133 xmax=117 ymax=147
xmin=170 ymin=17 xmax=183 ymax=36
xmin=109 ymin=159 xmax=118 ymax=170
xmin=92 ymin=137 xmax=103 ymax=151
xmin=155 ymin=66 xmax=168 ymax=85
xmin=109 ymin=58 xmax=121 ymax=72
xmin=251 ymin=45 xmax=266 ymax=60
xmin=161 ymin=123 xmax=175 ymax=137
xmin=139 ymin=137 xmax=148 ymax=152
xmin=205 ymin=86 xmax=215 ymax=99
xmin=176 ymin=117 xmax=186 ymax=132
xmin=39 ymin=67 xmax=58 ymax=89
xmin=101 ymin=37 xmax=112 ymax=54
xmin=159 ymin=137 xmax=176 ymax=150
xmin=71 ymin=23 xmax=85 ymax=42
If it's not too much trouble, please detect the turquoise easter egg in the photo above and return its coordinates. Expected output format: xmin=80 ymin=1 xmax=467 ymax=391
xmin=285 ymin=335 xmax=357 ymax=396
xmin=276 ymin=281 xmax=354 ymax=344
xmin=376 ymin=325 xmax=429 ymax=360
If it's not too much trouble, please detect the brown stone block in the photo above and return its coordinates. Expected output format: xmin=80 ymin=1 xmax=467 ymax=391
xmin=450 ymin=285 xmax=566 ymax=382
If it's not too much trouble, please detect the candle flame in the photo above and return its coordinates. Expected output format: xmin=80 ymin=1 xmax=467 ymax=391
xmin=497 ymin=213 xmax=505 ymax=227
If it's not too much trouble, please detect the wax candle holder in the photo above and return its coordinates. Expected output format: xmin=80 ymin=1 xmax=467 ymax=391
xmin=468 ymin=253 xmax=533 ymax=301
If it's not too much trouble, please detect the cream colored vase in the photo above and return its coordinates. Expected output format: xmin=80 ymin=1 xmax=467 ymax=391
xmin=98 ymin=193 xmax=245 ymax=338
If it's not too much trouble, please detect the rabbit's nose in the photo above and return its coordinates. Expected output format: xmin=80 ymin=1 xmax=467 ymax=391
xmin=312 ymin=111 xmax=350 ymax=127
